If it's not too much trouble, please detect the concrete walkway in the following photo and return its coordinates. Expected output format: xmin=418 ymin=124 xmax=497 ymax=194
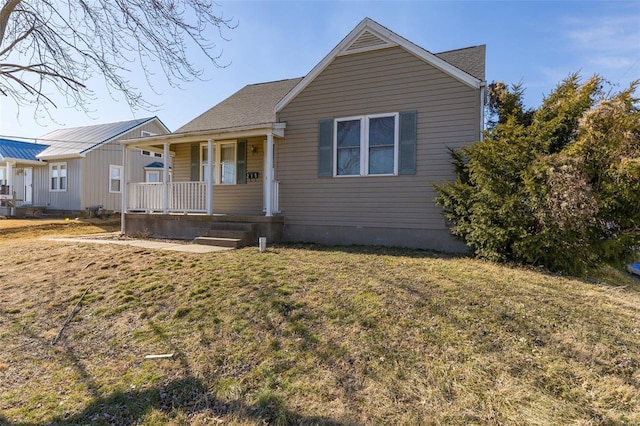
xmin=46 ymin=233 xmax=232 ymax=253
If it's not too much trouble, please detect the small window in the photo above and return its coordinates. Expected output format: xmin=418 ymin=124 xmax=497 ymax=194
xmin=145 ymin=170 xmax=160 ymax=183
xmin=49 ymin=162 xmax=67 ymax=191
xmin=141 ymin=131 xmax=156 ymax=137
xmin=141 ymin=150 xmax=162 ymax=158
xmin=334 ymin=113 xmax=398 ymax=177
xmin=109 ymin=165 xmax=123 ymax=193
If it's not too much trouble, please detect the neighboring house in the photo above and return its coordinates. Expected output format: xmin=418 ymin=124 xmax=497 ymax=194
xmin=35 ymin=117 xmax=170 ymax=214
xmin=0 ymin=138 xmax=49 ymax=216
xmin=121 ymin=18 xmax=486 ymax=251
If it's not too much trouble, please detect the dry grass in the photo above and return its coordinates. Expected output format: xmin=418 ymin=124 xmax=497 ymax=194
xmin=0 ymin=219 xmax=639 ymax=425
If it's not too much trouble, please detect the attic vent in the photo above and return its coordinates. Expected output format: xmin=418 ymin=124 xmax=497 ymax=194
xmin=345 ymin=30 xmax=394 ymax=53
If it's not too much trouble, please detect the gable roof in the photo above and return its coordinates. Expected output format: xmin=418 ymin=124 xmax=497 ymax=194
xmin=276 ymin=17 xmax=484 ymax=112
xmin=36 ymin=117 xmax=169 ymax=160
xmin=176 ymin=78 xmax=303 ymax=134
xmin=0 ymin=138 xmax=49 ymax=163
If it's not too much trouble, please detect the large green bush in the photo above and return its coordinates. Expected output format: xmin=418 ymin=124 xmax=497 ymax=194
xmin=435 ymin=74 xmax=640 ymax=275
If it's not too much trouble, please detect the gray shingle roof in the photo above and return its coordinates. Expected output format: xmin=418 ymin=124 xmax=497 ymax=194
xmin=435 ymin=45 xmax=486 ymax=81
xmin=37 ymin=117 xmax=158 ymax=158
xmin=0 ymin=138 xmax=49 ymax=162
xmin=176 ymin=78 xmax=303 ymax=134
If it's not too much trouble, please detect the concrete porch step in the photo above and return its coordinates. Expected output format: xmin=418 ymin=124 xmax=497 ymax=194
xmin=193 ymin=236 xmax=243 ymax=249
xmin=198 ymin=222 xmax=258 ymax=248
xmin=203 ymin=229 xmax=251 ymax=240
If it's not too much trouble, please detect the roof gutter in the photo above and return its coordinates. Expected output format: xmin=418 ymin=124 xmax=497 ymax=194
xmin=36 ymin=153 xmax=85 ymax=161
xmin=1 ymin=157 xmax=48 ymax=166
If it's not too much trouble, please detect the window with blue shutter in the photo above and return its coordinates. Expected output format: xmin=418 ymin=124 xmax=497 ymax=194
xmin=190 ymin=144 xmax=199 ymax=181
xmin=318 ymin=119 xmax=334 ymax=177
xmin=236 ymin=139 xmax=247 ymax=184
xmin=398 ymin=111 xmax=417 ymax=175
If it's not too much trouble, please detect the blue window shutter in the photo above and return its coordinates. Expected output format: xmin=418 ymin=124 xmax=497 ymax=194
xmin=318 ymin=119 xmax=334 ymax=177
xmin=236 ymin=139 xmax=247 ymax=184
xmin=399 ymin=111 xmax=417 ymax=175
xmin=190 ymin=143 xmax=200 ymax=181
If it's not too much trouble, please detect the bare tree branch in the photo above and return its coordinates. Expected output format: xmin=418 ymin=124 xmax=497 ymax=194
xmin=0 ymin=0 xmax=235 ymax=120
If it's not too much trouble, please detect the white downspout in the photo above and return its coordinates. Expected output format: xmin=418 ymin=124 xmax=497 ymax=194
xmin=162 ymin=142 xmax=170 ymax=214
xmin=206 ymin=138 xmax=214 ymax=215
xmin=120 ymin=146 xmax=129 ymax=235
xmin=265 ymin=132 xmax=274 ymax=217
xmin=480 ymin=81 xmax=486 ymax=142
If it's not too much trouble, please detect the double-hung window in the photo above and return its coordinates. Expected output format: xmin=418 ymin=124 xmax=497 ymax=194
xmin=200 ymin=142 xmax=237 ymax=185
xmin=335 ymin=113 xmax=399 ymax=176
xmin=109 ymin=165 xmax=123 ymax=193
xmin=50 ymin=162 xmax=67 ymax=191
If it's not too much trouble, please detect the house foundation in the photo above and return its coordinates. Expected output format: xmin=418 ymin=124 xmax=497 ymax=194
xmin=124 ymin=213 xmax=284 ymax=244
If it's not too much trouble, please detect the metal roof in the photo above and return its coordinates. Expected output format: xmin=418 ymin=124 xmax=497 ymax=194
xmin=0 ymin=138 xmax=49 ymax=162
xmin=36 ymin=117 xmax=162 ymax=159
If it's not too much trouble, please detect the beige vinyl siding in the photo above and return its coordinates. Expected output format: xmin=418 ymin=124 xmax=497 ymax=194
xmin=170 ymin=137 xmax=265 ymax=215
xmin=278 ymin=46 xmax=481 ymax=231
xmin=171 ymin=143 xmax=191 ymax=182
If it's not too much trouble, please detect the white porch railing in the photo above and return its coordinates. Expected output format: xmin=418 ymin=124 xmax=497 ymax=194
xmin=128 ymin=182 xmax=207 ymax=213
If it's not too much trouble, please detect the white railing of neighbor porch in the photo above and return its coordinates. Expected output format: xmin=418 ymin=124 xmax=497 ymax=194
xmin=127 ymin=182 xmax=206 ymax=213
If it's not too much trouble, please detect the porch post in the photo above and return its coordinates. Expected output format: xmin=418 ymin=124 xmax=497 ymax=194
xmin=120 ymin=146 xmax=129 ymax=235
xmin=265 ymin=132 xmax=274 ymax=217
xmin=6 ymin=161 xmax=14 ymax=216
xmin=206 ymin=138 xmax=214 ymax=215
xmin=162 ymin=142 xmax=170 ymax=214
xmin=6 ymin=161 xmax=13 ymax=194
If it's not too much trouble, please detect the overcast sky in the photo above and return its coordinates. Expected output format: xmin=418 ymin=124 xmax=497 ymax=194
xmin=1 ymin=0 xmax=638 ymax=141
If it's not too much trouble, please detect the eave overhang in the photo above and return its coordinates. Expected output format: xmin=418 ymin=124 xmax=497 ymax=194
xmin=121 ymin=122 xmax=286 ymax=150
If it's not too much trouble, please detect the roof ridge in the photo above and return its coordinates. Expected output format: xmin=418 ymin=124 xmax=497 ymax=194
xmin=245 ymin=77 xmax=304 ymax=87
xmin=38 ymin=116 xmax=156 ymax=136
xmin=436 ymin=45 xmax=486 ymax=55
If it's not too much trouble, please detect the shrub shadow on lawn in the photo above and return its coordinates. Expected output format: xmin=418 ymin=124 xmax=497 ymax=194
xmin=6 ymin=376 xmax=352 ymax=426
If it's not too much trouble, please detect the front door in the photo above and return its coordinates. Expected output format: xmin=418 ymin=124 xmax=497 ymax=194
xmin=24 ymin=167 xmax=33 ymax=204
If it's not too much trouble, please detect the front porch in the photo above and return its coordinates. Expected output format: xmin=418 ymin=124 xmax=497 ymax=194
xmin=121 ymin=122 xmax=286 ymax=244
